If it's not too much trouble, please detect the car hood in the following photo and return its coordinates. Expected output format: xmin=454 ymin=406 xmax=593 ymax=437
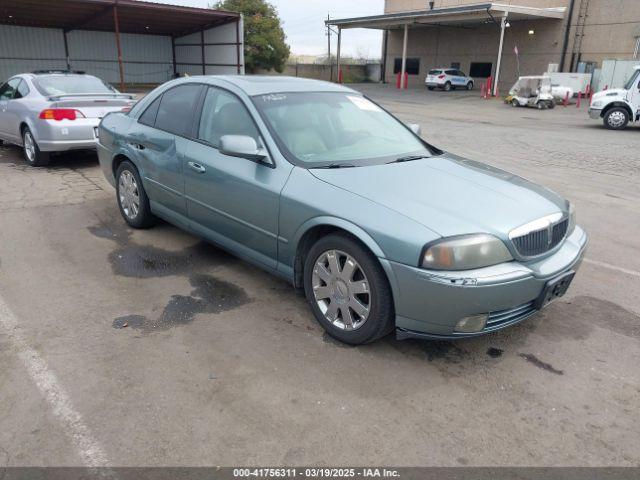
xmin=592 ymin=89 xmax=626 ymax=101
xmin=309 ymin=153 xmax=567 ymax=238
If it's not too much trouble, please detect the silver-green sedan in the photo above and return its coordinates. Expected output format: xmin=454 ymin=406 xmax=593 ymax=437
xmin=97 ymin=76 xmax=587 ymax=345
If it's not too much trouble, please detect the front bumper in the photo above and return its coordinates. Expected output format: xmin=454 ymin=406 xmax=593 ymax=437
xmin=588 ymin=108 xmax=602 ymax=120
xmin=34 ymin=118 xmax=100 ymax=152
xmin=391 ymin=226 xmax=588 ymax=339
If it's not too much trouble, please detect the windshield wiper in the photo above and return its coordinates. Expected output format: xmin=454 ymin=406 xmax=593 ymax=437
xmin=390 ymin=155 xmax=430 ymax=164
xmin=313 ymin=163 xmax=357 ymax=169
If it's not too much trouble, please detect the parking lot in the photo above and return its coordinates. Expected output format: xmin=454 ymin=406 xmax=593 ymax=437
xmin=0 ymin=84 xmax=639 ymax=467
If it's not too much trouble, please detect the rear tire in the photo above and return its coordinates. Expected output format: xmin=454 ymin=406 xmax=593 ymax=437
xmin=22 ymin=127 xmax=50 ymax=167
xmin=115 ymin=160 xmax=156 ymax=229
xmin=303 ymin=233 xmax=394 ymax=345
xmin=603 ymin=107 xmax=629 ymax=130
xmin=427 ymin=86 xmax=434 ymax=91
xmin=443 ymin=81 xmax=452 ymax=92
xmin=511 ymin=99 xmax=519 ymax=107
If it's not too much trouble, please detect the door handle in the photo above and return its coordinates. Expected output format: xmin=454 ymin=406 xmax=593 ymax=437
xmin=188 ymin=161 xmax=206 ymax=174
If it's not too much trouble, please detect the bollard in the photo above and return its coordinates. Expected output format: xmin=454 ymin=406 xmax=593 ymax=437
xmin=563 ymin=91 xmax=570 ymax=107
xmin=338 ymin=69 xmax=343 ymax=84
xmin=480 ymin=83 xmax=485 ymax=98
xmin=404 ymin=72 xmax=409 ymax=89
xmin=576 ymin=92 xmax=582 ymax=108
xmin=396 ymin=73 xmax=401 ymax=89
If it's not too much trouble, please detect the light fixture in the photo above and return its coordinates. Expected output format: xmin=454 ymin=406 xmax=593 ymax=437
xmin=145 ymin=26 xmax=150 ymax=30
xmin=505 ymin=21 xmax=511 ymax=28
xmin=8 ymin=15 xmax=13 ymax=18
xmin=528 ymin=29 xmax=535 ymax=35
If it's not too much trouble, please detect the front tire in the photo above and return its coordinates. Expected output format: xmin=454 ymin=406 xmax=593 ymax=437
xmin=303 ymin=233 xmax=394 ymax=345
xmin=22 ymin=127 xmax=50 ymax=166
xmin=466 ymin=81 xmax=474 ymax=90
xmin=443 ymin=81 xmax=452 ymax=92
xmin=115 ymin=160 xmax=156 ymax=228
xmin=603 ymin=107 xmax=629 ymax=130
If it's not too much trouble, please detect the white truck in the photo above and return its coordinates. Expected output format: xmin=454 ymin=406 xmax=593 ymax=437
xmin=589 ymin=65 xmax=640 ymax=130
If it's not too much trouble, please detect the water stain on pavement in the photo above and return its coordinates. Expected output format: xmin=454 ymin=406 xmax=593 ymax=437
xmin=113 ymin=273 xmax=250 ymax=332
xmin=519 ymin=353 xmax=564 ymax=375
xmin=487 ymin=347 xmax=504 ymax=358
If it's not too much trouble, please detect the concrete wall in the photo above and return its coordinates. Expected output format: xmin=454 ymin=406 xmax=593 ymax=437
xmin=382 ymin=0 xmax=640 ymax=88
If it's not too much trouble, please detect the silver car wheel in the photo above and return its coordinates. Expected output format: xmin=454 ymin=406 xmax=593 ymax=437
xmin=608 ymin=111 xmax=626 ymax=128
xmin=312 ymin=249 xmax=371 ymax=331
xmin=118 ymin=170 xmax=140 ymax=220
xmin=24 ymin=131 xmax=36 ymax=162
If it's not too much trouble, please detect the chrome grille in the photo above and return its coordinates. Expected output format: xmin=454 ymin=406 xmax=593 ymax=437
xmin=485 ymin=301 xmax=537 ymax=332
xmin=511 ymin=217 xmax=569 ymax=257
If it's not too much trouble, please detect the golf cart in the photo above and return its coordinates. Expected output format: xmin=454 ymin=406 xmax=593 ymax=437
xmin=505 ymin=75 xmax=555 ymax=110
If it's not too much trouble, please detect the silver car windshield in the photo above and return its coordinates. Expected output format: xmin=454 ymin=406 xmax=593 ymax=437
xmin=33 ymin=75 xmax=116 ymax=96
xmin=252 ymin=92 xmax=433 ymax=167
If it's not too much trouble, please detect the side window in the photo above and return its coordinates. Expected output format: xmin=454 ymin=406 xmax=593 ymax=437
xmin=197 ymin=87 xmax=259 ymax=148
xmin=155 ymin=84 xmax=202 ymax=136
xmin=458 ymin=71 xmax=466 ymax=77
xmin=445 ymin=70 xmax=456 ymax=76
xmin=0 ymin=78 xmax=20 ymax=100
xmin=138 ymin=95 xmax=162 ymax=127
xmin=15 ymin=80 xmax=29 ymax=99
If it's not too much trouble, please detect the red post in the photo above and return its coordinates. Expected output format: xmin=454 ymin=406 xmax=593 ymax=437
xmin=487 ymin=76 xmax=493 ymax=97
xmin=403 ymin=72 xmax=408 ymax=89
xmin=396 ymin=72 xmax=401 ymax=89
xmin=338 ymin=69 xmax=343 ymax=84
xmin=480 ymin=83 xmax=485 ymax=98
xmin=585 ymin=84 xmax=591 ymax=96
xmin=576 ymin=92 xmax=582 ymax=108
xmin=563 ymin=91 xmax=570 ymax=107
xmin=494 ymin=85 xmax=499 ymax=98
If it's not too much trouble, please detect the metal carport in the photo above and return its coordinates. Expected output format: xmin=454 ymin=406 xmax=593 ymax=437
xmin=327 ymin=3 xmax=565 ymax=92
xmin=0 ymin=0 xmax=244 ymax=91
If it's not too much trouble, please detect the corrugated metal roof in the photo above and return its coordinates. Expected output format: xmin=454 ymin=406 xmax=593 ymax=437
xmin=0 ymin=0 xmax=240 ymax=37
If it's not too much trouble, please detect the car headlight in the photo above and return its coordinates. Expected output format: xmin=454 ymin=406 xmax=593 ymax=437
xmin=421 ymin=234 xmax=513 ymax=271
xmin=568 ymin=202 xmax=576 ymax=234
xmin=591 ymin=101 xmax=603 ymax=108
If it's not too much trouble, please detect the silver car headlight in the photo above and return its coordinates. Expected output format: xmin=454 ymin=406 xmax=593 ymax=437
xmin=421 ymin=234 xmax=513 ymax=271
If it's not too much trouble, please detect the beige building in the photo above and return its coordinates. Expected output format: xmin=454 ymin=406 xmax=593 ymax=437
xmin=328 ymin=1 xmax=640 ymax=89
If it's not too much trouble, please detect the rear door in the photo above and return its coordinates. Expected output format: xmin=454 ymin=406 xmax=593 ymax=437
xmin=183 ymin=86 xmax=293 ymax=269
xmin=128 ymin=83 xmax=203 ymax=222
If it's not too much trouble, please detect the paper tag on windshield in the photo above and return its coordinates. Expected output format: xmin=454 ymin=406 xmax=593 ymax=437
xmin=347 ymin=95 xmax=382 ymax=112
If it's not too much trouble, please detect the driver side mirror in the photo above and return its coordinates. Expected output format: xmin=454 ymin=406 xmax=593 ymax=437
xmin=219 ymin=135 xmax=268 ymax=162
xmin=407 ymin=123 xmax=422 ymax=136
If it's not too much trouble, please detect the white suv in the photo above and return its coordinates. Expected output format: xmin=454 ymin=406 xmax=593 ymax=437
xmin=426 ymin=68 xmax=474 ymax=91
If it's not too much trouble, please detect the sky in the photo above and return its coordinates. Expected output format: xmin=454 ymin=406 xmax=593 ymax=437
xmin=151 ymin=0 xmax=385 ymax=59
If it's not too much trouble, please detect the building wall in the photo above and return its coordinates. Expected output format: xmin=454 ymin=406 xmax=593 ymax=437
xmin=383 ymin=0 xmax=640 ymax=88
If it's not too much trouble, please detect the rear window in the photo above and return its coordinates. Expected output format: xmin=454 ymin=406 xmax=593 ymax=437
xmin=429 ymin=69 xmax=442 ymax=75
xmin=33 ymin=75 xmax=116 ymax=96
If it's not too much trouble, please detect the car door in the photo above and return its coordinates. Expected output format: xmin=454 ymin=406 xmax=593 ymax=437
xmin=3 ymin=79 xmax=30 ymax=143
xmin=457 ymin=71 xmax=469 ymax=86
xmin=129 ymin=84 xmax=203 ymax=223
xmin=183 ymin=86 xmax=293 ymax=269
xmin=0 ymin=78 xmax=20 ymax=139
xmin=451 ymin=70 xmax=465 ymax=87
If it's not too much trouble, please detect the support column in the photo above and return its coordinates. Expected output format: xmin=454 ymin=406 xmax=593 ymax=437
xmin=63 ymin=30 xmax=71 ymax=71
xmin=200 ymin=30 xmax=206 ymax=75
xmin=113 ymin=4 xmax=125 ymax=92
xmin=171 ymin=36 xmax=177 ymax=78
xmin=235 ymin=18 xmax=241 ymax=74
xmin=401 ymin=24 xmax=408 ymax=89
xmin=336 ymin=27 xmax=342 ymax=83
xmin=494 ymin=14 xmax=507 ymax=95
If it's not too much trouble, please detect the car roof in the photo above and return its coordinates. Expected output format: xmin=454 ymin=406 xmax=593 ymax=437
xmin=189 ymin=75 xmax=357 ymax=96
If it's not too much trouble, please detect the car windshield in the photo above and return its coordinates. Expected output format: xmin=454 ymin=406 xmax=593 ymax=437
xmin=252 ymin=92 xmax=434 ymax=167
xmin=33 ymin=75 xmax=116 ymax=96
xmin=623 ymin=69 xmax=640 ymax=90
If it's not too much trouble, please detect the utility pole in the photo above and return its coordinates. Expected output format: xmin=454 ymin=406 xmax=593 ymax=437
xmin=326 ymin=13 xmax=333 ymax=82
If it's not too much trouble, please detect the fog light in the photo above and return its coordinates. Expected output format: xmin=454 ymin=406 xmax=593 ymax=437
xmin=454 ymin=314 xmax=488 ymax=333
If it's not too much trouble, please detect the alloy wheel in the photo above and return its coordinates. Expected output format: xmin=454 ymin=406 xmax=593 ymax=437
xmin=608 ymin=111 xmax=626 ymax=128
xmin=24 ymin=131 xmax=36 ymax=162
xmin=118 ymin=170 xmax=140 ymax=220
xmin=312 ymin=249 xmax=371 ymax=331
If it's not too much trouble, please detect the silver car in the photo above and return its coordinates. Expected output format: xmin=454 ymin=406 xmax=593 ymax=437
xmin=0 ymin=71 xmax=135 ymax=166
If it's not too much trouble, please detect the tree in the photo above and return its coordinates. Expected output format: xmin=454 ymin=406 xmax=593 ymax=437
xmin=213 ymin=0 xmax=290 ymax=73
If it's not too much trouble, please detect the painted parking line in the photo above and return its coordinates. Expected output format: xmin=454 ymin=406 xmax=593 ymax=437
xmin=0 ymin=294 xmax=111 ymax=469
xmin=584 ymin=258 xmax=640 ymax=279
